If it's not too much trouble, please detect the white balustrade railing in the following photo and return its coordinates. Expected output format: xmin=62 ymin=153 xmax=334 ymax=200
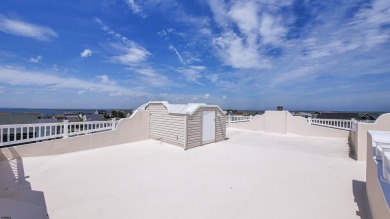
xmin=307 ymin=117 xmax=352 ymax=130
xmin=227 ymin=115 xmax=252 ymax=123
xmin=0 ymin=119 xmax=118 ymax=147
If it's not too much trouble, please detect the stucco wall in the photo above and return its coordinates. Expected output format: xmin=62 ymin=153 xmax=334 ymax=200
xmin=0 ymin=110 xmax=150 ymax=158
xmin=351 ymin=113 xmax=390 ymax=161
xmin=366 ymin=132 xmax=390 ymax=219
xmin=228 ymin=111 xmax=348 ymax=138
xmin=265 ymin=111 xmax=287 ymax=134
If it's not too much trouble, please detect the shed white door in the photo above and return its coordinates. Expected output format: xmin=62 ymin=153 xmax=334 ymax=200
xmin=202 ymin=111 xmax=215 ymax=143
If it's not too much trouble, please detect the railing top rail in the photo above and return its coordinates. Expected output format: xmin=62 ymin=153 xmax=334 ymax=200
xmin=0 ymin=122 xmax=64 ymax=128
xmin=0 ymin=120 xmax=116 ymax=128
xmin=68 ymin=120 xmax=114 ymax=125
xmin=310 ymin=118 xmax=352 ymax=122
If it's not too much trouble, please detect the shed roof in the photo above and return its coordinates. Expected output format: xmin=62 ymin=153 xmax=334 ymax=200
xmin=138 ymin=101 xmax=223 ymax=115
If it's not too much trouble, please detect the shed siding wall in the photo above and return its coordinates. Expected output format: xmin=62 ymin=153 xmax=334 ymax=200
xmin=149 ymin=103 xmax=185 ymax=147
xmin=186 ymin=107 xmax=226 ymax=149
xmin=187 ymin=109 xmax=202 ymax=149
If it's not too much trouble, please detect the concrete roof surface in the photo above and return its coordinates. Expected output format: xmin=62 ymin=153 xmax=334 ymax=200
xmin=1 ymin=129 xmax=368 ymax=219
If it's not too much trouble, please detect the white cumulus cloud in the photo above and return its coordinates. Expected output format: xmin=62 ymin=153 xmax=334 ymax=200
xmin=80 ymin=49 xmax=92 ymax=58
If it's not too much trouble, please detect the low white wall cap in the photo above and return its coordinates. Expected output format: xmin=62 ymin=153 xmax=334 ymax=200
xmin=137 ymin=101 xmax=223 ymax=115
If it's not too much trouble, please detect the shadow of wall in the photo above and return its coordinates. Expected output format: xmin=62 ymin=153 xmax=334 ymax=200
xmin=352 ymin=180 xmax=371 ymax=219
xmin=0 ymin=148 xmax=49 ymax=218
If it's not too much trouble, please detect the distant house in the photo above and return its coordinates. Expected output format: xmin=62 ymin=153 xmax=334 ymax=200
xmin=17 ymin=112 xmax=43 ymax=119
xmin=53 ymin=114 xmax=66 ymax=122
xmin=65 ymin=114 xmax=82 ymax=122
xmin=315 ymin=112 xmax=360 ymax=120
xmin=38 ymin=118 xmax=58 ymax=123
xmin=359 ymin=113 xmax=381 ymax=122
xmin=121 ymin=110 xmax=133 ymax=118
xmin=292 ymin=112 xmax=313 ymax=118
xmin=0 ymin=114 xmax=38 ymax=125
xmin=83 ymin=114 xmax=106 ymax=122
xmin=95 ymin=110 xmax=107 ymax=115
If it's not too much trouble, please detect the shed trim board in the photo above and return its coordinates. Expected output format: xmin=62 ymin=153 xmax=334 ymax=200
xmin=142 ymin=101 xmax=226 ymax=149
xmin=184 ymin=115 xmax=188 ymax=149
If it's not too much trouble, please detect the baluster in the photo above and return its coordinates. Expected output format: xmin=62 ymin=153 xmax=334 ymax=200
xmin=13 ymin=128 xmax=16 ymax=141
xmin=38 ymin=125 xmax=41 ymax=138
xmin=6 ymin=128 xmax=9 ymax=143
xmin=63 ymin=120 xmax=69 ymax=138
xmin=112 ymin=119 xmax=116 ymax=130
xmin=20 ymin=127 xmax=23 ymax=141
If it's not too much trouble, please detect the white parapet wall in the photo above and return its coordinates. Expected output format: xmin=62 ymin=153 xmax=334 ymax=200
xmin=227 ymin=111 xmax=348 ymax=138
xmin=0 ymin=110 xmax=150 ymax=158
xmin=366 ymin=131 xmax=390 ymax=219
xmin=350 ymin=113 xmax=390 ymax=161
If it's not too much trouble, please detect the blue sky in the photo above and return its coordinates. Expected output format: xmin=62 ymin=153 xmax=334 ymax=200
xmin=0 ymin=0 xmax=389 ymax=111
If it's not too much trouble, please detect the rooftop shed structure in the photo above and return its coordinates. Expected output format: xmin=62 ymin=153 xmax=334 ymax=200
xmin=138 ymin=101 xmax=226 ymax=149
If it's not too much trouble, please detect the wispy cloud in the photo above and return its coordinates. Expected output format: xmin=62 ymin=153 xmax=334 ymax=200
xmin=125 ymin=0 xmax=147 ymax=18
xmin=129 ymin=67 xmax=173 ymax=87
xmin=212 ymin=31 xmax=271 ymax=69
xmin=176 ymin=66 xmax=205 ymax=86
xmin=80 ymin=49 xmax=92 ymax=58
xmin=29 ymin=55 xmax=42 ymax=63
xmin=207 ymin=1 xmax=283 ymax=70
xmin=294 ymin=0 xmax=390 ymax=60
xmin=259 ymin=13 xmax=287 ymax=45
xmin=168 ymin=45 xmax=185 ymax=65
xmin=94 ymin=17 xmax=150 ymax=66
xmin=94 ymin=17 xmax=174 ymax=87
xmin=0 ymin=66 xmax=148 ymax=97
xmin=159 ymin=28 xmax=202 ymax=65
xmin=0 ymin=14 xmax=58 ymax=41
xmin=110 ymin=43 xmax=150 ymax=65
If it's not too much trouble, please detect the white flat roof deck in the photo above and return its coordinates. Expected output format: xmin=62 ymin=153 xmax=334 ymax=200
xmin=5 ymin=128 xmax=367 ymax=218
